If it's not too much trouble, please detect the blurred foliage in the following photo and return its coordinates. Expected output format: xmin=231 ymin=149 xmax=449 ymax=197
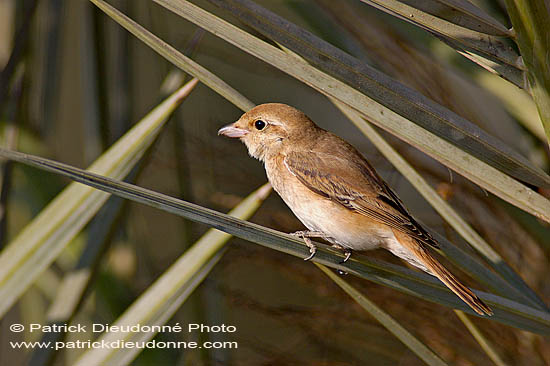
xmin=1 ymin=0 xmax=550 ymax=365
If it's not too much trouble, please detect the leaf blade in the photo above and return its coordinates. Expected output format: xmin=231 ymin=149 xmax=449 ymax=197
xmin=317 ymin=263 xmax=448 ymax=366
xmin=505 ymin=0 xmax=550 ymax=147
xmin=199 ymin=0 xmax=544 ymax=187
xmin=428 ymin=0 xmax=511 ymax=36
xmin=75 ymin=183 xmax=271 ymax=366
xmin=143 ymin=0 xmax=550 ymax=223
xmin=0 ymin=79 xmax=198 ymax=318
xmin=360 ymin=0 xmax=519 ymax=67
xmin=89 ymin=0 xmax=254 ymax=112
xmin=1 ymin=149 xmax=549 ymax=335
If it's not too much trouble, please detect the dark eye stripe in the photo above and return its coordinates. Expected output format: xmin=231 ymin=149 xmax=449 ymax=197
xmin=255 ymin=120 xmax=266 ymax=130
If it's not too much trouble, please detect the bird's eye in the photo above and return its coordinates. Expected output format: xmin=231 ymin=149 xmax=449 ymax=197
xmin=254 ymin=120 xmax=266 ymax=130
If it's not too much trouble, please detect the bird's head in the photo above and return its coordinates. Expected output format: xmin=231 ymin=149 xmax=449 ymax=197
xmin=218 ymin=103 xmax=316 ymax=161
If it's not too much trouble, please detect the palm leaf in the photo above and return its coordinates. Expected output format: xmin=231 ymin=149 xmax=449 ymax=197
xmin=0 ymin=79 xmax=198 ymax=318
xmin=505 ymin=0 xmax=550 ymax=146
xmin=358 ymin=0 xmax=523 ymax=85
xmin=144 ymin=0 xmax=550 ymax=223
xmin=454 ymin=310 xmax=509 ymax=366
xmin=317 ymin=263 xmax=448 ymax=366
xmin=198 ymin=0 xmax=542 ymax=187
xmin=332 ymin=98 xmax=547 ymax=310
xmin=1 ymin=149 xmax=549 ymax=335
xmin=75 ymin=183 xmax=271 ymax=366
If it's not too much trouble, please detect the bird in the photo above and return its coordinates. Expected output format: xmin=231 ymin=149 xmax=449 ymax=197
xmin=218 ymin=103 xmax=493 ymax=316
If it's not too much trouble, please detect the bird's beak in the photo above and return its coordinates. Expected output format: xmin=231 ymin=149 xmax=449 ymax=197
xmin=218 ymin=123 xmax=249 ymax=138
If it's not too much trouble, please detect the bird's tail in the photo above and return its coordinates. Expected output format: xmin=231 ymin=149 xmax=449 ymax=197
xmin=392 ymin=230 xmax=493 ymax=316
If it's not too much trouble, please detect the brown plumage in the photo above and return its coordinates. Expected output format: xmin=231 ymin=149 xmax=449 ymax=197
xmin=218 ymin=103 xmax=492 ymax=316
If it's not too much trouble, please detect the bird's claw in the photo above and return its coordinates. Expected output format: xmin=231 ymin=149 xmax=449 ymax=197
xmin=291 ymin=231 xmax=318 ymax=261
xmin=340 ymin=249 xmax=352 ymax=264
xmin=301 ymin=236 xmax=318 ymax=261
xmin=303 ymin=246 xmax=316 ymax=261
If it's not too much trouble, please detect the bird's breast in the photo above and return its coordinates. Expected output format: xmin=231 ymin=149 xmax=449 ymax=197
xmin=264 ymin=157 xmax=389 ymax=251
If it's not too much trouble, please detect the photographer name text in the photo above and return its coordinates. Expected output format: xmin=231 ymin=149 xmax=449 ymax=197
xmin=11 ymin=323 xmax=236 ymax=334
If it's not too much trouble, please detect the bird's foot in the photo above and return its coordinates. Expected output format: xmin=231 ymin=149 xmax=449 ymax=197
xmin=290 ymin=230 xmax=324 ymax=261
xmin=335 ymin=249 xmax=352 ymax=273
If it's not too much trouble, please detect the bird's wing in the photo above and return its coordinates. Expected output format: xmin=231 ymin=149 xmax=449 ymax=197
xmin=284 ymin=150 xmax=438 ymax=248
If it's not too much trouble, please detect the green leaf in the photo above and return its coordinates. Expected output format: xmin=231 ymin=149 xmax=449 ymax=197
xmin=317 ymin=263 xmax=448 ymax=366
xmin=439 ymin=36 xmax=525 ymax=88
xmin=505 ymin=0 xmax=550 ymax=147
xmin=359 ymin=0 xmax=520 ymax=68
xmin=454 ymin=310 xmax=509 ymax=366
xmin=75 ymin=183 xmax=271 ymax=366
xmin=0 ymin=79 xmax=199 ymax=318
xmin=313 ymin=0 xmax=524 ymax=89
xmin=1 ymin=149 xmax=549 ymax=335
xmin=418 ymin=0 xmax=511 ymax=36
xmin=89 ymin=0 xmax=254 ymax=112
xmin=476 ymin=72 xmax=546 ymax=142
xmin=199 ymin=0 xmax=544 ymax=188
